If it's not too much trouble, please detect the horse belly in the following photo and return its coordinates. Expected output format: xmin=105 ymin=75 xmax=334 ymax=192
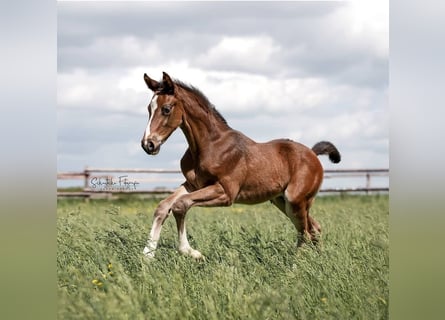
xmin=234 ymin=146 xmax=290 ymax=204
xmin=235 ymin=179 xmax=285 ymax=204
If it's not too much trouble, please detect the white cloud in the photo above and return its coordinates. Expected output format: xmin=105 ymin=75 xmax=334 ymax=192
xmin=105 ymin=64 xmax=349 ymax=115
xmin=197 ymin=35 xmax=281 ymax=72
xmin=59 ymin=35 xmax=161 ymax=71
xmin=331 ymin=1 xmax=388 ymax=58
xmin=58 ymin=68 xmax=147 ymax=114
xmin=59 ymin=61 xmax=384 ymax=126
xmin=291 ymin=110 xmax=387 ymax=142
xmin=206 ymin=73 xmax=333 ymax=113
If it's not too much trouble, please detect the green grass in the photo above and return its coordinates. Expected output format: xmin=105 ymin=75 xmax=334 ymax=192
xmin=57 ymin=195 xmax=388 ymax=319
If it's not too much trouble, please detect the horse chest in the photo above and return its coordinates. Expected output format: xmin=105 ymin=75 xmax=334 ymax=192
xmin=183 ymin=163 xmax=219 ymax=189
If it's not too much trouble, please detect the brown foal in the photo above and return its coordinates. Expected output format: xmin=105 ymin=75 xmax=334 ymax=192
xmin=141 ymin=72 xmax=341 ymax=259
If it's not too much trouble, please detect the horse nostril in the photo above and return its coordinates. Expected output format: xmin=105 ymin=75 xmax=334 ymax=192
xmin=147 ymin=141 xmax=155 ymax=153
xmin=142 ymin=139 xmax=156 ymax=154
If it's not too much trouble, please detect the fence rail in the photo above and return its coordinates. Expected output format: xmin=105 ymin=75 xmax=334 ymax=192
xmin=57 ymin=167 xmax=389 ymax=198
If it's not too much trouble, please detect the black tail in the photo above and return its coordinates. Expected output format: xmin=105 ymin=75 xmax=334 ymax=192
xmin=312 ymin=141 xmax=341 ymax=163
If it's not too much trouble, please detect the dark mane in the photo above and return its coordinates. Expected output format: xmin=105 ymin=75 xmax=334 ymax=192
xmin=173 ymin=80 xmax=229 ymax=126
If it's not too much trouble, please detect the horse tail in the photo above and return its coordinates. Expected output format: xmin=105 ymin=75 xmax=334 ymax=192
xmin=312 ymin=141 xmax=341 ymax=164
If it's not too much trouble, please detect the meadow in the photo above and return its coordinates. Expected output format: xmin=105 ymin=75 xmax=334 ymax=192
xmin=57 ymin=195 xmax=388 ymax=319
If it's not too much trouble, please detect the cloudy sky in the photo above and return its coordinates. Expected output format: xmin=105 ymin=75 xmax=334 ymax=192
xmin=57 ymin=1 xmax=388 ymax=189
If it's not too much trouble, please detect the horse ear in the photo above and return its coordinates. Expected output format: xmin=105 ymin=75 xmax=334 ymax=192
xmin=161 ymin=72 xmax=175 ymax=94
xmin=144 ymin=73 xmax=160 ymax=92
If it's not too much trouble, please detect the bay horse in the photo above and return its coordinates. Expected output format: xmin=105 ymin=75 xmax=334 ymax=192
xmin=141 ymin=72 xmax=341 ymax=260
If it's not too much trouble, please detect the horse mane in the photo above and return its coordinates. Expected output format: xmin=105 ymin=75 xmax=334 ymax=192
xmin=171 ymin=79 xmax=229 ymax=126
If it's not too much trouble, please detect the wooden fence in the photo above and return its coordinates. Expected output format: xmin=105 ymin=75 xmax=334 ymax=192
xmin=57 ymin=167 xmax=388 ymax=198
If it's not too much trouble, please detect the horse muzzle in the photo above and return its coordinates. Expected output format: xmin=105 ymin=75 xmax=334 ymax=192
xmin=141 ymin=138 xmax=161 ymax=155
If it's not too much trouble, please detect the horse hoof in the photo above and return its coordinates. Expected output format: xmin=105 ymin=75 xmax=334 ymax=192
xmin=179 ymin=248 xmax=205 ymax=260
xmin=143 ymin=247 xmax=156 ymax=259
xmin=192 ymin=251 xmax=206 ymax=261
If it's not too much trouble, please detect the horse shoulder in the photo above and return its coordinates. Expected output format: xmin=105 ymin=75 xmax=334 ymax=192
xmin=180 ymin=149 xmax=199 ymax=187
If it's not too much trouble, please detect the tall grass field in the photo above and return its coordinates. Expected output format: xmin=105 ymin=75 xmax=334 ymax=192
xmin=58 ymin=195 xmax=388 ymax=319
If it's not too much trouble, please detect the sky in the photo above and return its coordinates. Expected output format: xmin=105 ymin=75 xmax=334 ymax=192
xmin=57 ymin=1 xmax=388 ymax=189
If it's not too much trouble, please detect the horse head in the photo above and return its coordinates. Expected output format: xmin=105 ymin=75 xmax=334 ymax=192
xmin=141 ymin=72 xmax=184 ymax=155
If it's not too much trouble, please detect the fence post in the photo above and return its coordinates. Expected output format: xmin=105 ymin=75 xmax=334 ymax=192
xmin=84 ymin=166 xmax=90 ymax=191
xmin=366 ymin=172 xmax=371 ymax=194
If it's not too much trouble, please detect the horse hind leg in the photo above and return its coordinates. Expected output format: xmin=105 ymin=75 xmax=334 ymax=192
xmin=287 ymin=201 xmax=311 ymax=247
xmin=282 ymin=191 xmax=321 ymax=247
xmin=307 ymin=197 xmax=321 ymax=239
xmin=271 ymin=195 xmax=306 ymax=246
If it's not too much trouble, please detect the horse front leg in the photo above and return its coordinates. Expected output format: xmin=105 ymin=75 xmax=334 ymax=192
xmin=173 ymin=214 xmax=204 ymax=260
xmin=143 ymin=184 xmax=189 ymax=259
xmin=170 ymin=183 xmax=234 ymax=259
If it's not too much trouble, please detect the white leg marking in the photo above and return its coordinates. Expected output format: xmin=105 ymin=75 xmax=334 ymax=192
xmin=284 ymin=190 xmax=293 ymax=217
xmin=143 ymin=239 xmax=158 ymax=259
xmin=143 ymin=185 xmax=189 ymax=259
xmin=143 ymin=222 xmax=161 ymax=259
xmin=178 ymin=221 xmax=203 ymax=260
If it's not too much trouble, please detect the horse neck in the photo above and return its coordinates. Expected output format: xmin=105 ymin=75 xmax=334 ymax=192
xmin=179 ymin=97 xmax=231 ymax=157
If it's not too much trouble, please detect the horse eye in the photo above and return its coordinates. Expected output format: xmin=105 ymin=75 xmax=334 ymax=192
xmin=161 ymin=105 xmax=172 ymax=116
